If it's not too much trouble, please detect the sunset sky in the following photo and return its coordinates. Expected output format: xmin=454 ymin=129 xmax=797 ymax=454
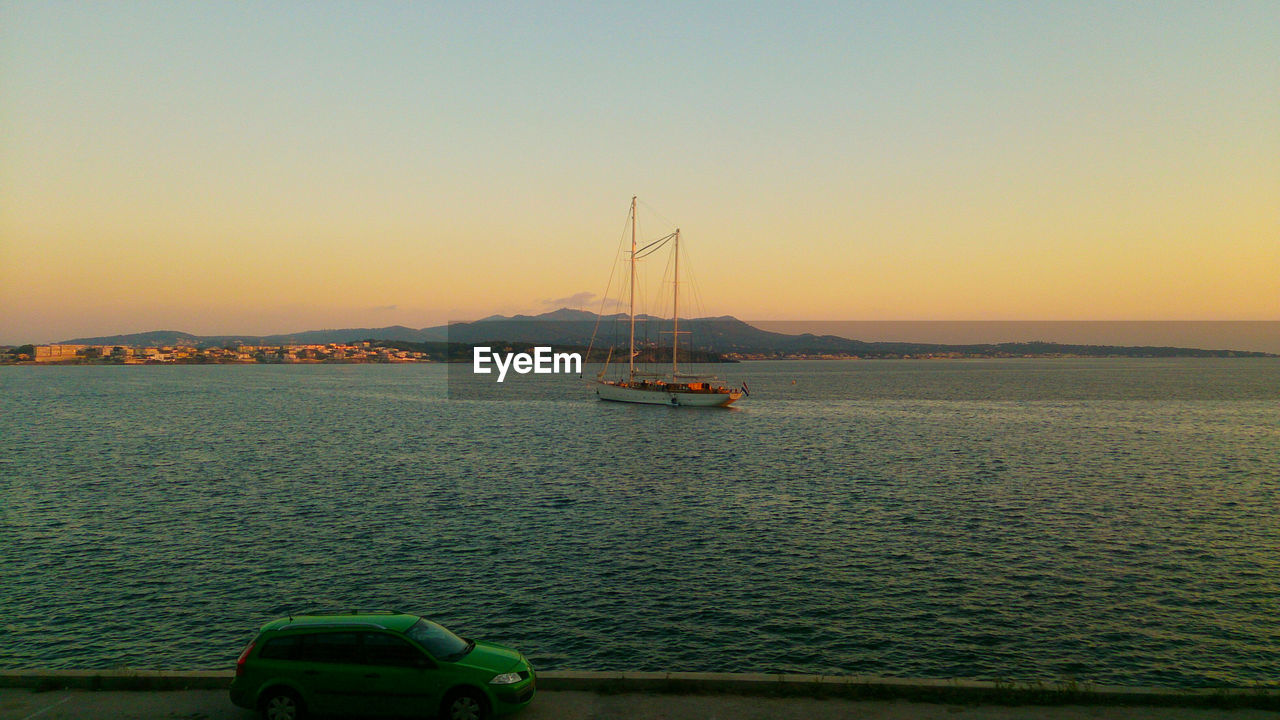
xmin=2 ymin=2 xmax=1277 ymax=345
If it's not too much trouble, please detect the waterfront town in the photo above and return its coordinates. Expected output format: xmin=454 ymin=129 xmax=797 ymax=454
xmin=5 ymin=342 xmax=435 ymax=364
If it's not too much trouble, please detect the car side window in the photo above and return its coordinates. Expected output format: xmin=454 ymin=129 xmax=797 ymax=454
xmin=297 ymin=632 xmax=360 ymax=664
xmin=361 ymin=632 xmax=427 ymax=667
xmin=258 ymin=635 xmax=302 ymax=660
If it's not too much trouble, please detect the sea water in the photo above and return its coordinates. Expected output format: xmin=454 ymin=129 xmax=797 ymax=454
xmin=1 ymin=359 xmax=1277 ymax=687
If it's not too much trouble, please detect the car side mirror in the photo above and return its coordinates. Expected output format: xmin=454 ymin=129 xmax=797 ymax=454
xmin=414 ymin=656 xmax=434 ymax=669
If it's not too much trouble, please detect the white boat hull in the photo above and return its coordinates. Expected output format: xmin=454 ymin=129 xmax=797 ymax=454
xmin=595 ymin=381 xmax=742 ymax=407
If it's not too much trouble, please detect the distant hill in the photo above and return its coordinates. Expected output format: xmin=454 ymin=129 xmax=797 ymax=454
xmin=60 ymin=310 xmax=1275 ymax=358
xmin=62 ymin=325 xmax=430 ymax=348
xmin=61 ymin=330 xmax=209 ymax=347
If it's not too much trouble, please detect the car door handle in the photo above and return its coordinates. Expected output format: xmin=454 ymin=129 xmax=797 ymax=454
xmin=364 ymin=672 xmax=381 ymax=678
xmin=303 ymin=670 xmax=320 ymax=676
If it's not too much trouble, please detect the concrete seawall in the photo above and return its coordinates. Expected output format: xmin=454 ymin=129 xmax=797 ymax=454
xmin=0 ymin=670 xmax=1276 ymax=710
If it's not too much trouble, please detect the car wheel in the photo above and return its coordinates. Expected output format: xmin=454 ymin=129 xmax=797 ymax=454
xmin=441 ymin=689 xmax=488 ymax=720
xmin=260 ymin=688 xmax=306 ymax=720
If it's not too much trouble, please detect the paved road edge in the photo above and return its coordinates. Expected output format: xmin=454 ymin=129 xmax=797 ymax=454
xmin=0 ymin=670 xmax=1275 ymax=710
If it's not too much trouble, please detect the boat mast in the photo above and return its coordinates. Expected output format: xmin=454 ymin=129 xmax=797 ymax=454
xmin=672 ymin=228 xmax=679 ymax=378
xmin=628 ymin=196 xmax=637 ymax=382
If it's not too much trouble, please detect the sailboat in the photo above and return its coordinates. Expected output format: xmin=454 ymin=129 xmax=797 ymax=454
xmin=593 ymin=197 xmax=746 ymax=407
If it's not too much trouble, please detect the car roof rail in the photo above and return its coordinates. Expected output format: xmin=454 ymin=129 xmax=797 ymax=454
xmin=286 ymin=607 xmax=404 ymax=620
xmin=277 ymin=620 xmax=388 ymax=630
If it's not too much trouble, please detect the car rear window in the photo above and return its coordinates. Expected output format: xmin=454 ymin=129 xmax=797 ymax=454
xmin=258 ymin=635 xmax=301 ymax=660
xmin=297 ymin=632 xmax=360 ymax=664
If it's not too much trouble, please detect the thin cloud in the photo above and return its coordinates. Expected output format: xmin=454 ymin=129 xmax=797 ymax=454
xmin=543 ymin=291 xmax=596 ymax=308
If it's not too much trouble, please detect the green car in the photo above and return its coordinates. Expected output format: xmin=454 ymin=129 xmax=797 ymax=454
xmin=229 ymin=610 xmax=536 ymax=720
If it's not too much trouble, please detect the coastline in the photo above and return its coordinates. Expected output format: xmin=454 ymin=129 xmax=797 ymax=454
xmin=4 ymin=353 xmax=1279 ymax=367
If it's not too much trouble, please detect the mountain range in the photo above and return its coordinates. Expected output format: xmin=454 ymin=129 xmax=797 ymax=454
xmin=57 ymin=309 xmax=1274 ymax=358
